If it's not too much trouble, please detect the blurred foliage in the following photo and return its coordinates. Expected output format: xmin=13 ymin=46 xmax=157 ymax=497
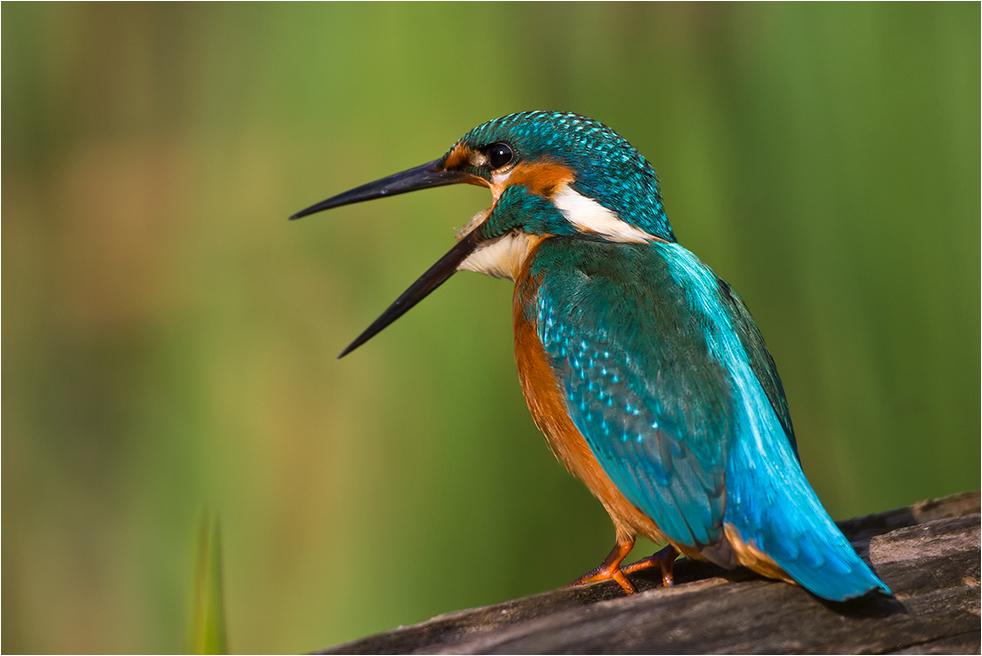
xmin=2 ymin=3 xmax=978 ymax=653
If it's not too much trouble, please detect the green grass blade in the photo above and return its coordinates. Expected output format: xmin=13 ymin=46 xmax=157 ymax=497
xmin=188 ymin=512 xmax=228 ymax=655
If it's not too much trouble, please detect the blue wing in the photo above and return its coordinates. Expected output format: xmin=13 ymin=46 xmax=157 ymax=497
xmin=529 ymin=239 xmax=738 ymax=551
xmin=526 ymin=237 xmax=889 ymax=600
xmin=717 ymin=278 xmax=798 ymax=460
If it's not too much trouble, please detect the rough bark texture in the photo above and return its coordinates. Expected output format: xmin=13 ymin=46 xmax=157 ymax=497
xmin=319 ymin=491 xmax=980 ymax=654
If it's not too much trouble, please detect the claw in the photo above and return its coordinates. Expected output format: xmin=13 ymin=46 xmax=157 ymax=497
xmin=567 ymin=539 xmax=637 ymax=595
xmin=622 ymin=544 xmax=679 ymax=588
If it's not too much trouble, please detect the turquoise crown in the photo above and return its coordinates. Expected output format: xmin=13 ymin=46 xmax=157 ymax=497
xmin=451 ymin=111 xmax=676 ymax=242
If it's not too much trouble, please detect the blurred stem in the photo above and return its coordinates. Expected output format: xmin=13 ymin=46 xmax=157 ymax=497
xmin=188 ymin=512 xmax=229 ymax=654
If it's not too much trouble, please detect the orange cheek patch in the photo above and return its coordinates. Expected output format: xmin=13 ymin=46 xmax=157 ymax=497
xmin=507 ymin=160 xmax=576 ymax=197
xmin=443 ymin=143 xmax=474 ymax=170
xmin=442 ymin=144 xmax=490 ymax=190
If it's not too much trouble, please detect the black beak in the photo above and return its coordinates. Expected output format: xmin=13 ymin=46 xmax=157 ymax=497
xmin=290 ymin=159 xmax=470 ymax=219
xmin=290 ymin=159 xmax=485 ymax=358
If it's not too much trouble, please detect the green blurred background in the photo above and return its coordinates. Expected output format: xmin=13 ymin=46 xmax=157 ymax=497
xmin=3 ymin=3 xmax=979 ymax=653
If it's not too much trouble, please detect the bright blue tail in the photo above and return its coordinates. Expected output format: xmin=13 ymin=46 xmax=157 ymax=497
xmin=724 ymin=423 xmax=890 ymax=601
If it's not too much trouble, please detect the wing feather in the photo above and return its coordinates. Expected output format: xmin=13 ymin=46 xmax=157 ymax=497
xmin=522 ymin=236 xmax=888 ymax=599
xmin=528 ymin=238 xmax=733 ymax=549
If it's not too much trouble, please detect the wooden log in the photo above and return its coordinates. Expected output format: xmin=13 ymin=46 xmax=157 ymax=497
xmin=319 ymin=491 xmax=980 ymax=654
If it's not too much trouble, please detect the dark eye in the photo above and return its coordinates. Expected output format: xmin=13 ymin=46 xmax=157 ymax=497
xmin=486 ymin=142 xmax=514 ymax=169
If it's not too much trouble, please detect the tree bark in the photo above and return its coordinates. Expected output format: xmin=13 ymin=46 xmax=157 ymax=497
xmin=319 ymin=490 xmax=980 ymax=654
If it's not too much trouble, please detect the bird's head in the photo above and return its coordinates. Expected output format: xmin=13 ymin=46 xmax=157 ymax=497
xmin=292 ymin=111 xmax=676 ymax=356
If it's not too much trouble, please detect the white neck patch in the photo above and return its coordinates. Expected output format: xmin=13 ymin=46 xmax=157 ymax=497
xmin=452 ymin=181 xmax=658 ymax=281
xmin=551 ymin=184 xmax=656 ymax=243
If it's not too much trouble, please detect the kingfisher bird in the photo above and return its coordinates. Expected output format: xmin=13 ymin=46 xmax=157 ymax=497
xmin=291 ymin=111 xmax=889 ymax=601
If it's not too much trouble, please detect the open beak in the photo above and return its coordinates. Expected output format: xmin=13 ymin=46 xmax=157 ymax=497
xmin=290 ymin=158 xmax=484 ymax=357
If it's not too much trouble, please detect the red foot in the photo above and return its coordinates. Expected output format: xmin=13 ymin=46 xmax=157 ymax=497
xmin=568 ymin=543 xmax=681 ymax=596
xmin=567 ymin=540 xmax=637 ymax=594
xmin=623 ymin=544 xmax=679 ymax=588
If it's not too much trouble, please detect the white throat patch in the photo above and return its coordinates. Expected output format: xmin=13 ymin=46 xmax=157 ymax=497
xmin=455 ymin=208 xmax=541 ymax=281
xmin=458 ymin=231 xmax=542 ymax=281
